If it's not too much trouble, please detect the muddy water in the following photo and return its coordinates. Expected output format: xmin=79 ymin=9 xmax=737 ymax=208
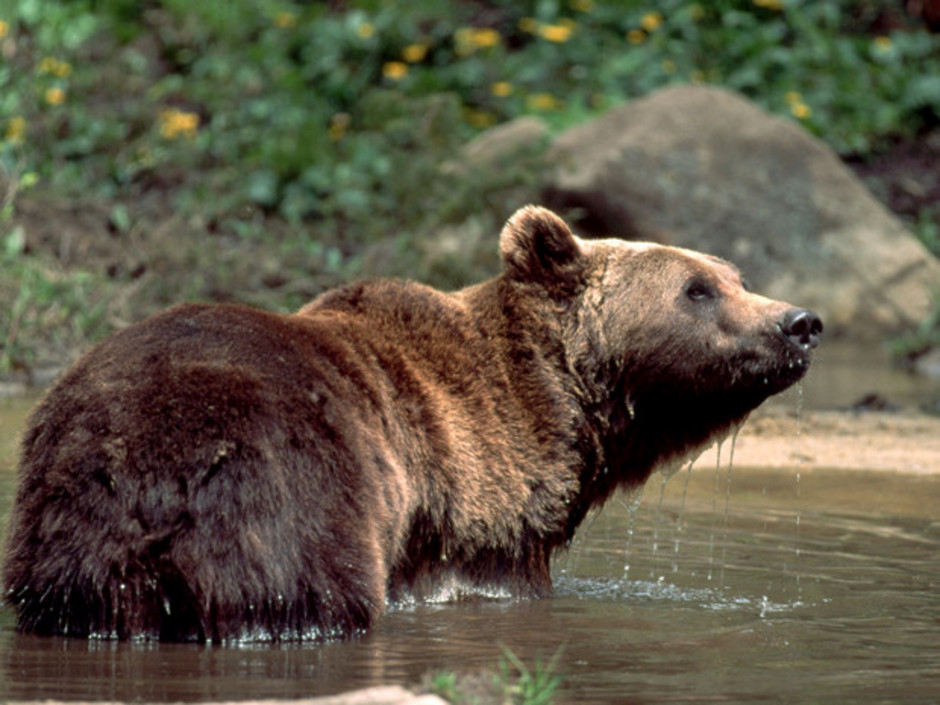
xmin=1 ymin=347 xmax=939 ymax=704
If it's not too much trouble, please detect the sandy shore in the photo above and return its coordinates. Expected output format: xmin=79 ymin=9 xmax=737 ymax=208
xmin=698 ymin=409 xmax=940 ymax=474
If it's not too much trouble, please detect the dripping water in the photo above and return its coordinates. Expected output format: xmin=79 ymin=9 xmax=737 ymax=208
xmin=717 ymin=427 xmax=741 ymax=589
xmin=647 ymin=456 xmax=700 ymax=580
xmin=618 ymin=486 xmax=645 ymax=580
xmin=794 ymin=381 xmax=805 ymax=598
xmin=648 ymin=474 xmax=670 ymax=580
xmin=613 ymin=385 xmax=799 ymax=593
xmin=673 ymin=460 xmax=696 ymax=556
xmin=561 ymin=505 xmax=602 ymax=579
xmin=707 ymin=439 xmax=724 ymax=581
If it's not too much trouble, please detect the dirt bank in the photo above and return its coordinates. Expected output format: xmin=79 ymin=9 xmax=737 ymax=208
xmin=697 ymin=408 xmax=940 ymax=474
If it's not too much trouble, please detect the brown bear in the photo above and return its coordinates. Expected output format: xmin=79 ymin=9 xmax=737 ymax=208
xmin=2 ymin=206 xmax=821 ymax=642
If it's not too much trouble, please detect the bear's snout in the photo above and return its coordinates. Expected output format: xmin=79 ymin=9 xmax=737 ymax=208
xmin=780 ymin=308 xmax=823 ymax=350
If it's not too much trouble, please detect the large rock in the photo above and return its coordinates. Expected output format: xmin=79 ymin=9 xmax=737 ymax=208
xmin=462 ymin=115 xmax=549 ymax=168
xmin=545 ymin=85 xmax=940 ymax=339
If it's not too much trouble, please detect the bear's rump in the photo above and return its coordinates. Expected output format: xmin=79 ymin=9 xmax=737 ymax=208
xmin=4 ymin=307 xmax=406 ymax=641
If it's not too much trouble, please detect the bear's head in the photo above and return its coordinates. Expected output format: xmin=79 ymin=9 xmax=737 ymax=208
xmin=499 ymin=205 xmax=821 ymax=492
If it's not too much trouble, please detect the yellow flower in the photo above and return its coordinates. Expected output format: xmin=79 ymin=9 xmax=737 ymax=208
xmin=641 ymin=12 xmax=663 ymax=32
xmin=491 ymin=81 xmax=513 ymax=97
xmin=5 ymin=116 xmax=25 ymax=144
xmin=753 ymin=0 xmax=784 ymax=10
xmin=527 ymin=93 xmax=561 ymax=111
xmin=626 ymin=29 xmax=646 ymax=45
xmin=357 ymin=22 xmax=375 ymax=39
xmin=159 ymin=108 xmax=200 ymax=140
xmin=402 ymin=43 xmax=429 ymax=63
xmin=329 ymin=112 xmax=350 ymax=141
xmin=518 ymin=17 xmax=540 ymax=34
xmin=382 ymin=61 xmax=408 ymax=80
xmin=476 ymin=27 xmax=501 ymax=47
xmin=45 ymin=87 xmax=66 ymax=105
xmin=0 ymin=20 xmax=8 ymax=38
xmin=465 ymin=109 xmax=496 ymax=129
xmin=39 ymin=57 xmax=72 ymax=77
xmin=790 ymin=102 xmax=811 ymax=120
xmin=455 ymin=26 xmax=501 ymax=55
xmin=873 ymin=35 xmax=892 ymax=52
xmin=273 ymin=12 xmax=296 ymax=29
xmin=569 ymin=0 xmax=594 ymax=11
xmin=539 ymin=23 xmax=573 ymax=43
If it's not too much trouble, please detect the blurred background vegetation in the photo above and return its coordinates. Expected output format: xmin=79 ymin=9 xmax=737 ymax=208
xmin=1 ymin=0 xmax=939 ymax=375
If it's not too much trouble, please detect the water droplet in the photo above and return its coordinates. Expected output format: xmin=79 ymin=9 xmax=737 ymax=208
xmin=618 ymin=485 xmax=646 ymax=579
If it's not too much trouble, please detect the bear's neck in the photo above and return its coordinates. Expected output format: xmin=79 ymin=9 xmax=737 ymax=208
xmin=461 ymin=281 xmax=611 ymax=541
xmin=588 ymin=377 xmax=758 ymax=507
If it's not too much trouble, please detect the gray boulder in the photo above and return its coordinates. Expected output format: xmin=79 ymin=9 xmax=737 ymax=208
xmin=462 ymin=115 xmax=549 ymax=168
xmin=545 ymin=84 xmax=940 ymax=339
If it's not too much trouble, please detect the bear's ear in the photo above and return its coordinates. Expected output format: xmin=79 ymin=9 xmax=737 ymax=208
xmin=500 ymin=206 xmax=585 ymax=294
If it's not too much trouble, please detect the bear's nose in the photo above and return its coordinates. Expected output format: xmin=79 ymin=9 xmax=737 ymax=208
xmin=781 ymin=309 xmax=823 ymax=349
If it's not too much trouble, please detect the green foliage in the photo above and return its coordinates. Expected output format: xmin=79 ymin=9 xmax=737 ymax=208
xmin=889 ymin=208 xmax=940 ymax=365
xmin=427 ymin=671 xmax=463 ymax=703
xmin=426 ymin=646 xmax=564 ymax=705
xmin=911 ymin=206 xmax=940 ymax=257
xmin=2 ymin=0 xmax=939 ymax=235
xmin=889 ymin=293 xmax=940 ymax=361
xmin=498 ymin=645 xmax=565 ymax=705
xmin=0 ymin=227 xmax=113 ymax=375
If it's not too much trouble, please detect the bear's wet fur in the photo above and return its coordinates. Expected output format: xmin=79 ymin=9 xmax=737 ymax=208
xmin=2 ymin=206 xmax=821 ymax=642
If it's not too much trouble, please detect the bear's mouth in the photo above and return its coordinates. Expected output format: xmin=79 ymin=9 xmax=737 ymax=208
xmin=770 ymin=349 xmax=813 ymax=390
xmin=746 ymin=333 xmax=816 ymax=396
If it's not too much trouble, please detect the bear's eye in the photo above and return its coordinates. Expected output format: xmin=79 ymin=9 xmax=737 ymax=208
xmin=684 ymin=279 xmax=715 ymax=302
xmin=741 ymin=277 xmax=753 ymax=292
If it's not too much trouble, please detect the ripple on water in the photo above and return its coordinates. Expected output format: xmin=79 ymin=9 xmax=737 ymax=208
xmin=554 ymin=574 xmax=806 ymax=617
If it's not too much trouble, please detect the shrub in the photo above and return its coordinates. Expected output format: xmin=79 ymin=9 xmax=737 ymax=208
xmin=3 ymin=0 xmax=939 ymax=233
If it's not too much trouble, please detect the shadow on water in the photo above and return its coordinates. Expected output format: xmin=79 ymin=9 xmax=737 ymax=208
xmin=0 ymin=344 xmax=939 ymax=704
